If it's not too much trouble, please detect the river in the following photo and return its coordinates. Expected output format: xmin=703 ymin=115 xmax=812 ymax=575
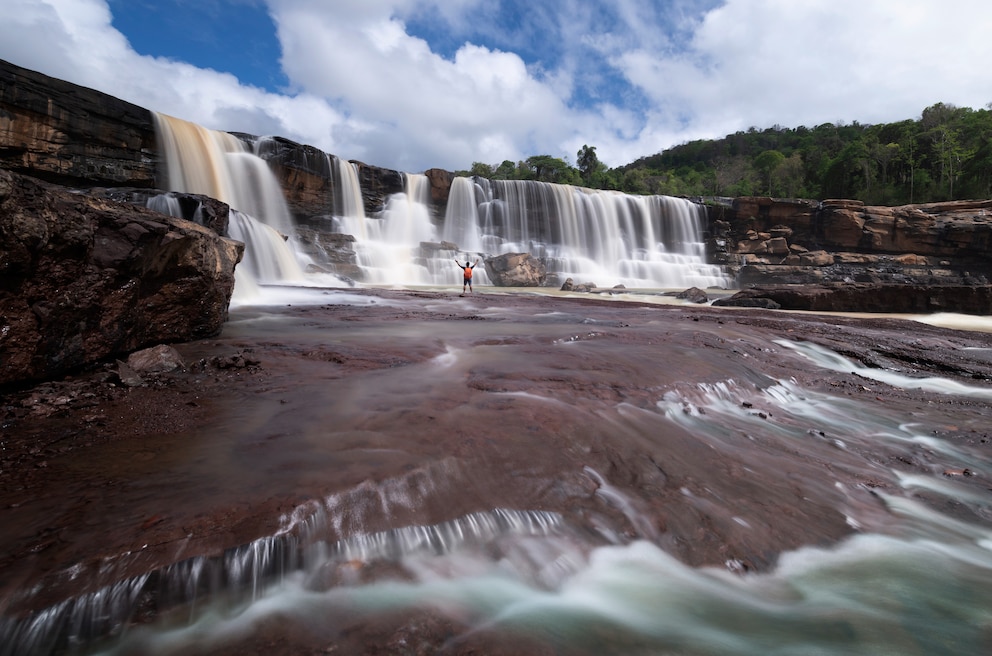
xmin=2 ymin=286 xmax=991 ymax=655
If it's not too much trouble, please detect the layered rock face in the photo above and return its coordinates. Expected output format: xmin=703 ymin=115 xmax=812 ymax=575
xmin=0 ymin=170 xmax=243 ymax=386
xmin=239 ymin=132 xmax=407 ymax=221
xmin=710 ymin=196 xmax=992 ymax=285
xmin=1 ymin=60 xmax=245 ymax=386
xmin=0 ymin=58 xmax=157 ymax=189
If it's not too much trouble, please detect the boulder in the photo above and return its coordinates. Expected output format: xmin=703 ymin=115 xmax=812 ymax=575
xmin=127 ymin=344 xmax=186 ymax=374
xmin=676 ymin=287 xmax=709 ymax=304
xmin=559 ymin=278 xmax=597 ymax=292
xmin=484 ymin=253 xmax=547 ymax=287
xmin=0 ymin=170 xmax=243 ymax=386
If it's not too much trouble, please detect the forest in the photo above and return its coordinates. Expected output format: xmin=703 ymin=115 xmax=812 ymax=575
xmin=457 ymin=102 xmax=992 ymax=205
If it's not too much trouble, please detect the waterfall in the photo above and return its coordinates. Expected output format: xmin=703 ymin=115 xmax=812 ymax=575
xmin=450 ymin=178 xmax=729 ymax=289
xmin=152 ymin=113 xmax=728 ymax=291
xmin=442 ymin=176 xmax=484 ymax=252
xmin=331 ymin=155 xmax=366 ymax=220
xmin=333 ymin=171 xmax=456 ymax=286
xmin=152 ymin=113 xmax=310 ymax=303
xmin=328 ymin=173 xmax=726 ymax=289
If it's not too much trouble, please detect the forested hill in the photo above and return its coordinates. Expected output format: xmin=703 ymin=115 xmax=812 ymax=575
xmin=617 ymin=102 xmax=992 ymax=204
xmin=460 ymin=102 xmax=992 ymax=205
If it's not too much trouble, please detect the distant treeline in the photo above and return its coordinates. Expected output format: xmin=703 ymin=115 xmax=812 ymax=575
xmin=458 ymin=102 xmax=992 ymax=204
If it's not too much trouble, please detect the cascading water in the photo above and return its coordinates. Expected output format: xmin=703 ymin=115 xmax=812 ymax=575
xmin=152 ymin=113 xmax=314 ymax=303
xmin=444 ymin=177 xmax=729 ymax=289
xmin=151 ymin=114 xmax=729 ymax=291
xmin=331 ymin=168 xmax=467 ymax=286
xmin=330 ymin=155 xmax=365 ymax=221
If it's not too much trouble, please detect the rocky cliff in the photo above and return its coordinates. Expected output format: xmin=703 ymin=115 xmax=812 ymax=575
xmin=708 ymin=196 xmax=992 ymax=285
xmin=0 ymin=169 xmax=242 ymax=386
xmin=0 ymin=59 xmax=157 ymax=189
xmin=1 ymin=60 xmax=241 ymax=386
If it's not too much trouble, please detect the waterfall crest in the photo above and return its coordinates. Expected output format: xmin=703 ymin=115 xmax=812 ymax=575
xmin=152 ymin=113 xmax=313 ymax=302
xmin=151 ymin=113 xmax=729 ymax=292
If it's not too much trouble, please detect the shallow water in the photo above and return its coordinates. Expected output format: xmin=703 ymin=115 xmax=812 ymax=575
xmin=3 ymin=287 xmax=992 ymax=655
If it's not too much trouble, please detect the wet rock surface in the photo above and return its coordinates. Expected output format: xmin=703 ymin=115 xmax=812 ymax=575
xmin=714 ymin=282 xmax=992 ymax=314
xmin=2 ymin=288 xmax=992 ymax=654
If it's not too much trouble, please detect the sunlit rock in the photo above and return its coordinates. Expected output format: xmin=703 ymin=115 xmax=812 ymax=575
xmin=484 ymin=252 xmax=547 ymax=287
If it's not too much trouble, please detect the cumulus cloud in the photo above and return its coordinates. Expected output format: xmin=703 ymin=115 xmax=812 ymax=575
xmin=1 ymin=0 xmax=990 ymax=173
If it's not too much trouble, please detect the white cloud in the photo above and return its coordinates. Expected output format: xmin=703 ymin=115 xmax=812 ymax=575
xmin=269 ymin=0 xmax=578 ymax=169
xmin=1 ymin=0 xmax=990 ymax=175
xmin=613 ymin=0 xmax=992 ymax=146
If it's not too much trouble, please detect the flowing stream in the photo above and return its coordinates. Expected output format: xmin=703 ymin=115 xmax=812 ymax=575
xmin=3 ymin=119 xmax=991 ymax=654
xmin=3 ymin=288 xmax=992 ymax=655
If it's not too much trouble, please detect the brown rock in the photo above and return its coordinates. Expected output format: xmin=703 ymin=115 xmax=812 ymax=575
xmin=766 ymin=237 xmax=790 ymax=255
xmin=0 ymin=58 xmax=156 ymax=188
xmin=0 ymin=170 xmax=242 ymax=386
xmin=126 ymin=344 xmax=186 ymax=374
xmin=484 ymin=253 xmax=547 ymax=287
xmin=676 ymin=286 xmax=709 ymax=303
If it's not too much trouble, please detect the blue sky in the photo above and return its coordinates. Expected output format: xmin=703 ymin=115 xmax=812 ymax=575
xmin=2 ymin=0 xmax=990 ymax=173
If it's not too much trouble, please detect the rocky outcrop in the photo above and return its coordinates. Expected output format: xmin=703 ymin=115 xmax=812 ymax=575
xmin=425 ymin=167 xmax=455 ymax=208
xmin=713 ymin=283 xmax=992 ymax=315
xmin=246 ymin=134 xmax=408 ymax=222
xmin=484 ymin=253 xmax=547 ymax=287
xmin=676 ymin=286 xmax=709 ymax=304
xmin=708 ymin=197 xmax=992 ymax=285
xmin=0 ymin=58 xmax=157 ymax=188
xmin=87 ymin=188 xmax=233 ymax=236
xmin=296 ymin=227 xmax=364 ymax=282
xmin=353 ymin=160 xmax=406 ymax=217
xmin=0 ymin=170 xmax=243 ymax=386
xmin=240 ymin=134 xmax=336 ymax=220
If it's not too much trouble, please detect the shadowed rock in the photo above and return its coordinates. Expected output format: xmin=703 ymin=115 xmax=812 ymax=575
xmin=0 ymin=170 xmax=243 ymax=386
xmin=713 ymin=282 xmax=992 ymax=314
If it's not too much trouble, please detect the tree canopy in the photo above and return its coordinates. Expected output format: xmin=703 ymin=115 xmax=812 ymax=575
xmin=455 ymin=102 xmax=992 ymax=204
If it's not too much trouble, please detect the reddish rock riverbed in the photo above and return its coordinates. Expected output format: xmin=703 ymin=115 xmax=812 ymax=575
xmin=3 ymin=288 xmax=992 ymax=655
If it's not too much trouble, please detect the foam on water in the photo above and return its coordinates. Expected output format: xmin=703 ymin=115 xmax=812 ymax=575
xmin=775 ymin=339 xmax=992 ymax=398
xmin=83 ymin=527 xmax=992 ymax=656
xmin=6 ymin=345 xmax=992 ymax=654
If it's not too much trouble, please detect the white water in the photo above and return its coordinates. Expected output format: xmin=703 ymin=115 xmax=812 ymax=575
xmin=152 ymin=113 xmax=341 ymax=304
xmin=448 ymin=177 xmax=730 ymax=289
xmin=330 ymin=154 xmax=365 ymax=220
xmin=152 ymin=114 xmax=730 ymax=292
xmin=775 ymin=339 xmax=992 ymax=398
xmin=327 ymin=171 xmax=728 ymax=289
xmin=13 ymin=432 xmax=986 ymax=656
xmin=5 ymin=335 xmax=992 ymax=655
xmin=334 ymin=172 xmax=456 ymax=285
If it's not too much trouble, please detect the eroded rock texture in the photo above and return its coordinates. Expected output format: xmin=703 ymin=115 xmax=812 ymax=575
xmin=0 ymin=58 xmax=157 ymax=188
xmin=0 ymin=170 xmax=243 ymax=386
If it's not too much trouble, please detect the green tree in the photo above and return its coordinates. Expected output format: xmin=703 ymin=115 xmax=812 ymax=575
xmin=772 ymin=153 xmax=805 ymax=198
xmin=753 ymin=150 xmax=785 ymax=195
xmin=577 ymin=144 xmax=603 ymax=185
xmin=492 ymin=160 xmax=517 ymax=180
xmin=712 ymin=155 xmax=749 ymax=196
xmin=525 ymin=155 xmax=580 ymax=184
xmin=468 ymin=161 xmax=494 ymax=178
